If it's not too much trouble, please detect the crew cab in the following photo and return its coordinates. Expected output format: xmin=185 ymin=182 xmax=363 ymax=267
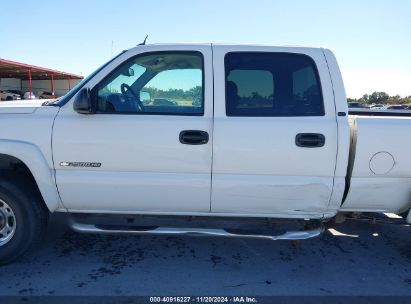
xmin=0 ymin=44 xmax=410 ymax=265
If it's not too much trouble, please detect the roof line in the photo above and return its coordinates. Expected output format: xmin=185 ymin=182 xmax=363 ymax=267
xmin=0 ymin=58 xmax=83 ymax=79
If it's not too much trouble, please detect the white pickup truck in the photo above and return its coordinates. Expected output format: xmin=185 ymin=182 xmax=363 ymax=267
xmin=0 ymin=44 xmax=410 ymax=265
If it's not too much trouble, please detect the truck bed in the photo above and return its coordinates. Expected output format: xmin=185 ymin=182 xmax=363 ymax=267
xmin=342 ymin=113 xmax=411 ymax=213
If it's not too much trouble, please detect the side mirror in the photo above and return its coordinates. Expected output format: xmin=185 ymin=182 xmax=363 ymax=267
xmin=73 ymin=88 xmax=93 ymax=114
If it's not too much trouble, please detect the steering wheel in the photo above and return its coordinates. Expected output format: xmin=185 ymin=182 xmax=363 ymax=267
xmin=120 ymin=83 xmax=145 ymax=111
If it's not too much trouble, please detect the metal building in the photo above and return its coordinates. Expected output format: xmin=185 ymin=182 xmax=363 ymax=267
xmin=0 ymin=58 xmax=83 ymax=98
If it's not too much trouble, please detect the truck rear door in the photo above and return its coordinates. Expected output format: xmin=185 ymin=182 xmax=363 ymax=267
xmin=211 ymin=45 xmax=338 ymax=217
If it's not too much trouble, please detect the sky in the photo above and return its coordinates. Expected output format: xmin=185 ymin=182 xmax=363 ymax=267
xmin=1 ymin=0 xmax=410 ymax=98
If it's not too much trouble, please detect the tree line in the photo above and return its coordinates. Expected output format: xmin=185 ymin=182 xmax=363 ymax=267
xmin=348 ymin=92 xmax=411 ymax=105
xmin=144 ymin=86 xmax=202 ymax=102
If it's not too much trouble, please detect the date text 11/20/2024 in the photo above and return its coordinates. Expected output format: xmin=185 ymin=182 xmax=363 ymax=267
xmin=149 ymin=296 xmax=258 ymax=303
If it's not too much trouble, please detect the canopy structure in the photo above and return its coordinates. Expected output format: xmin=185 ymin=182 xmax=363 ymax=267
xmin=0 ymin=58 xmax=83 ymax=97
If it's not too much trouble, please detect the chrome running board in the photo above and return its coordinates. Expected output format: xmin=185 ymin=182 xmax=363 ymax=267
xmin=70 ymin=222 xmax=324 ymax=241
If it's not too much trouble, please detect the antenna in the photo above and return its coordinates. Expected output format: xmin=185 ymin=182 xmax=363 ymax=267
xmin=138 ymin=35 xmax=148 ymax=46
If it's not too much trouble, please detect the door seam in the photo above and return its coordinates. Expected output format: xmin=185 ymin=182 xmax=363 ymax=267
xmin=209 ymin=43 xmax=215 ymax=212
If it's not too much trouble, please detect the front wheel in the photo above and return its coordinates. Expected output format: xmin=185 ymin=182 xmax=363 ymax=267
xmin=0 ymin=179 xmax=49 ymax=265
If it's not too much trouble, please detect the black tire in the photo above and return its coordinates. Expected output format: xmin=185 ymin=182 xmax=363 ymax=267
xmin=0 ymin=177 xmax=49 ymax=265
xmin=6 ymin=96 xmax=13 ymax=101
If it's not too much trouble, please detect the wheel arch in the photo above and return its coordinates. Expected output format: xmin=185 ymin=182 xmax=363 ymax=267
xmin=0 ymin=140 xmax=61 ymax=212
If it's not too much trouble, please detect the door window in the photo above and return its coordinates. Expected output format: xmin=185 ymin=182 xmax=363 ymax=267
xmin=96 ymin=52 xmax=204 ymax=115
xmin=225 ymin=52 xmax=324 ymax=116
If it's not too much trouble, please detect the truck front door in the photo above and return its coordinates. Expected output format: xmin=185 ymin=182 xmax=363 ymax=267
xmin=52 ymin=45 xmax=213 ymax=213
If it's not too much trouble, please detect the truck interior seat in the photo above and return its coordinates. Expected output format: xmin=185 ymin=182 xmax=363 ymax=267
xmin=226 ymin=81 xmax=239 ymax=113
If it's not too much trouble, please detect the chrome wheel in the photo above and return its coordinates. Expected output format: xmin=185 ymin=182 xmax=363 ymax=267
xmin=0 ymin=199 xmax=16 ymax=246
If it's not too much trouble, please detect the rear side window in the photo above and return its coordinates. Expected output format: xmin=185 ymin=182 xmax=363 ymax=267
xmin=225 ymin=52 xmax=324 ymax=116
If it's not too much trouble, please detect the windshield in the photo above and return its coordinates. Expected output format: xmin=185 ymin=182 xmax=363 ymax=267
xmin=49 ymin=51 xmax=126 ymax=106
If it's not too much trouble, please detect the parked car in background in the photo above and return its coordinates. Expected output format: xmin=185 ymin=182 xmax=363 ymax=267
xmin=37 ymin=91 xmax=58 ymax=99
xmin=348 ymin=102 xmax=369 ymax=109
xmin=23 ymin=92 xmax=36 ymax=99
xmin=0 ymin=90 xmax=21 ymax=101
xmin=369 ymin=104 xmax=384 ymax=109
xmin=369 ymin=105 xmax=385 ymax=110
xmin=8 ymin=90 xmax=23 ymax=99
xmin=152 ymin=98 xmax=178 ymax=106
xmin=385 ymin=104 xmax=408 ymax=110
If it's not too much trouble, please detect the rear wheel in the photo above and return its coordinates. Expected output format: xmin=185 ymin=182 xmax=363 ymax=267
xmin=0 ymin=179 xmax=49 ymax=265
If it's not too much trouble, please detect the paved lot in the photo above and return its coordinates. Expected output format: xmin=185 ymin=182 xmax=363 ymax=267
xmin=0 ymin=213 xmax=410 ymax=296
